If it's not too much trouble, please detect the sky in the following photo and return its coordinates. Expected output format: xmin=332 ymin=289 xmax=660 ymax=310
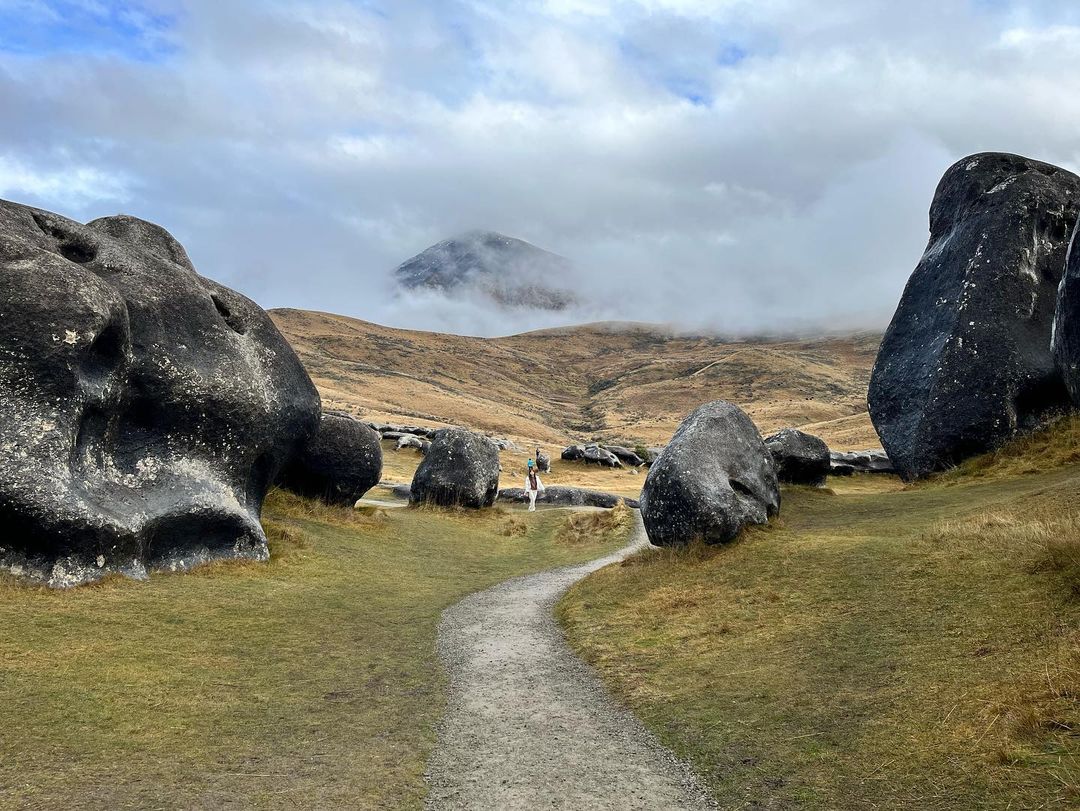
xmin=2 ymin=0 xmax=1080 ymax=337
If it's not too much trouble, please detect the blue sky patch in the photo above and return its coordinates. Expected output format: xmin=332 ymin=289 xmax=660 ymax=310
xmin=0 ymin=1 xmax=177 ymax=61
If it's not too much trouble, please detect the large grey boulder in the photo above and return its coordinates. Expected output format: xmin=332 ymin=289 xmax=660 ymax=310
xmin=280 ymin=413 xmax=382 ymax=506
xmin=764 ymin=429 xmax=830 ymax=486
xmin=0 ymin=200 xmax=320 ymax=586
xmin=640 ymin=401 xmax=779 ymax=547
xmin=869 ymin=153 xmax=1080 ymax=480
xmin=410 ymin=428 xmax=501 ymax=508
xmin=396 ymin=434 xmax=427 ymax=452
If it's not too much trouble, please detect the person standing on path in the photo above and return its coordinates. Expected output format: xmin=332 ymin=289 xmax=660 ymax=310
xmin=525 ymin=459 xmax=545 ymax=511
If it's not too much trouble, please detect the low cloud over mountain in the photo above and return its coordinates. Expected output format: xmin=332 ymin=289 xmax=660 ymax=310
xmin=393 ymin=231 xmax=577 ymax=311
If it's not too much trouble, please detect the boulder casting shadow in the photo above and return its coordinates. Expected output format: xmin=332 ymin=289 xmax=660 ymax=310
xmin=0 ymin=200 xmax=321 ymax=587
xmin=409 ymin=428 xmax=500 ymax=509
xmin=640 ymin=400 xmax=779 ymax=547
xmin=280 ymin=412 xmax=382 ymax=506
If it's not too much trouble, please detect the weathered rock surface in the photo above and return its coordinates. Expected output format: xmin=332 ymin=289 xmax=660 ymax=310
xmin=604 ymin=445 xmax=645 ymax=468
xmin=583 ymin=445 xmax=621 ymax=467
xmin=562 ymin=445 xmax=586 ymax=462
xmin=1053 ymin=221 xmax=1080 ymax=402
xmin=829 ymin=449 xmax=895 ymax=476
xmin=764 ymin=429 xmax=830 ymax=486
xmin=562 ymin=444 xmax=622 ymax=467
xmin=280 ymin=413 xmax=381 ymax=505
xmin=369 ymin=422 xmax=438 ymax=439
xmin=497 ymin=486 xmax=638 ymax=509
xmin=376 ymin=482 xmax=414 ymax=500
xmin=410 ymin=428 xmax=501 ymax=509
xmin=640 ymin=401 xmax=779 ymax=547
xmin=868 ymin=152 xmax=1080 ymax=480
xmin=396 ymin=434 xmax=427 ymax=452
xmin=0 ymin=200 xmax=320 ymax=586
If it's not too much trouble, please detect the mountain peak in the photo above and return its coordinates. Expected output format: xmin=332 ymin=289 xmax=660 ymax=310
xmin=393 ymin=231 xmax=578 ymax=311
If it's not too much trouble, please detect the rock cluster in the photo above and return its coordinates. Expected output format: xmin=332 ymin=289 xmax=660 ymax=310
xmin=829 ymin=450 xmax=895 ymax=476
xmin=497 ymin=486 xmax=638 ymax=509
xmin=869 ymin=152 xmax=1080 ymax=479
xmin=640 ymin=401 xmax=779 ymax=547
xmin=0 ymin=200 xmax=320 ymax=586
xmin=561 ymin=444 xmax=622 ymax=467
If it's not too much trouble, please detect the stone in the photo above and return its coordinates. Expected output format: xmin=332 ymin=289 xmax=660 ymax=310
xmin=396 ymin=434 xmax=426 ymax=452
xmin=868 ymin=152 xmax=1080 ymax=480
xmin=497 ymin=486 xmax=636 ymax=509
xmin=0 ymin=200 xmax=320 ymax=586
xmin=410 ymin=428 xmax=501 ymax=509
xmin=1053 ymin=221 xmax=1080 ymax=402
xmin=640 ymin=401 xmax=779 ymax=547
xmin=583 ymin=444 xmax=621 ymax=467
xmin=829 ymin=450 xmax=895 ymax=475
xmin=763 ymin=429 xmax=831 ymax=486
xmin=561 ymin=444 xmax=586 ymax=461
xmin=280 ymin=413 xmax=382 ymax=505
xmin=603 ymin=445 xmax=645 ymax=468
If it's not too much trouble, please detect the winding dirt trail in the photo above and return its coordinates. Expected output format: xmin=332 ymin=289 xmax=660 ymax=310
xmin=424 ymin=512 xmax=713 ymax=810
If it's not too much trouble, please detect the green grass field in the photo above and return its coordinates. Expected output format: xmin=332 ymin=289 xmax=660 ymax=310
xmin=559 ymin=424 xmax=1080 ymax=809
xmin=0 ymin=492 xmax=630 ymax=809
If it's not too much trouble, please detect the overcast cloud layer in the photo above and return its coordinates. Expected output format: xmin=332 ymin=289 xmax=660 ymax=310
xmin=2 ymin=0 xmax=1079 ymax=336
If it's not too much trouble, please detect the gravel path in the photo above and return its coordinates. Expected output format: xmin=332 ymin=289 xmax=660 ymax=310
xmin=424 ymin=512 xmax=714 ymax=810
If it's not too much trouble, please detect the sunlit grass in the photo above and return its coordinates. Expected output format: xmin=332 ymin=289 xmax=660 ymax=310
xmin=560 ymin=424 xmax=1080 ymax=809
xmin=0 ymin=490 xmax=630 ymax=809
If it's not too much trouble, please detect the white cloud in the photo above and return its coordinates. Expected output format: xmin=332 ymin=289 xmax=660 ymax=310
xmin=1 ymin=0 xmax=1079 ymax=335
xmin=0 ymin=156 xmax=131 ymax=209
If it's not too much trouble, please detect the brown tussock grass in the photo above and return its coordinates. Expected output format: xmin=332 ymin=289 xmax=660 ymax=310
xmin=557 ymin=503 xmax=633 ymax=546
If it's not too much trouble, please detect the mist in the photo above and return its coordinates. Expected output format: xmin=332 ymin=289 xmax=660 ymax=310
xmin=2 ymin=1 xmax=1080 ymax=337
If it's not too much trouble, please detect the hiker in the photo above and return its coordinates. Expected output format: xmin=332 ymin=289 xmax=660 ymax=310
xmin=525 ymin=458 xmax=545 ymax=511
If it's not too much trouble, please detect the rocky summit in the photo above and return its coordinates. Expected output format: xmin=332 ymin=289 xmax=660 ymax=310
xmin=0 ymin=200 xmax=321 ymax=586
xmin=393 ymin=230 xmax=577 ymax=310
xmin=868 ymin=152 xmax=1080 ymax=480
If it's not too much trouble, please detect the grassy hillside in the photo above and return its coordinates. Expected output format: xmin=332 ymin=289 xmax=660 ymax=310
xmin=559 ymin=419 xmax=1080 ymax=809
xmin=0 ymin=494 xmax=632 ymax=809
xmin=271 ymin=309 xmax=881 ymax=450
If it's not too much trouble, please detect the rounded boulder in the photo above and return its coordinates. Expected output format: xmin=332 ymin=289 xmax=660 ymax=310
xmin=410 ymin=428 xmax=501 ymax=509
xmin=641 ymin=401 xmax=779 ymax=547
xmin=280 ymin=413 xmax=383 ymax=505
xmin=763 ymin=429 xmax=830 ymax=487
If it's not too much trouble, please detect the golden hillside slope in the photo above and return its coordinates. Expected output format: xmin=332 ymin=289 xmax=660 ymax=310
xmin=270 ymin=309 xmax=881 ymax=450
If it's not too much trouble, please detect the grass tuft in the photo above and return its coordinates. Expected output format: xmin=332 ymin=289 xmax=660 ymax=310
xmin=556 ymin=504 xmax=633 ymax=546
xmin=937 ymin=412 xmax=1080 ymax=482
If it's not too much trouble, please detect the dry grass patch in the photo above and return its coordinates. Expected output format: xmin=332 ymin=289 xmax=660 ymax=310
xmin=556 ymin=503 xmax=633 ymax=546
xmin=937 ymin=413 xmax=1080 ymax=482
xmin=560 ymin=468 xmax=1080 ymax=809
